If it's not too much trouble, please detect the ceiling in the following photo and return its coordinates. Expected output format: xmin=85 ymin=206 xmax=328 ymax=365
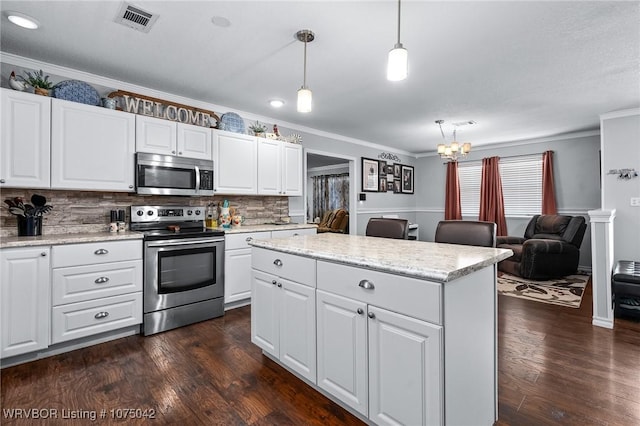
xmin=1 ymin=1 xmax=638 ymax=155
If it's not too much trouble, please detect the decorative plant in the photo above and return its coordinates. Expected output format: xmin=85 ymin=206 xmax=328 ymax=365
xmin=248 ymin=121 xmax=267 ymax=134
xmin=4 ymin=195 xmax=53 ymax=218
xmin=23 ymin=69 xmax=53 ymax=90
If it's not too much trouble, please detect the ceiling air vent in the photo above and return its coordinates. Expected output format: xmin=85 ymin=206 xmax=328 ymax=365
xmin=115 ymin=3 xmax=158 ymax=33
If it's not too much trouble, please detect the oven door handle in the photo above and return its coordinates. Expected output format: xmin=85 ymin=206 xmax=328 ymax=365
xmin=194 ymin=165 xmax=201 ymax=194
xmin=146 ymin=238 xmax=224 ymax=247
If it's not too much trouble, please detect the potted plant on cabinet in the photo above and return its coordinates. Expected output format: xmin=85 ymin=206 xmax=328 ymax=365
xmin=248 ymin=121 xmax=267 ymax=138
xmin=23 ymin=69 xmax=53 ymax=96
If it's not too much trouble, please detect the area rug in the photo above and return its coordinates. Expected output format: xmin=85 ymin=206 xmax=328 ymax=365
xmin=497 ymin=272 xmax=590 ymax=308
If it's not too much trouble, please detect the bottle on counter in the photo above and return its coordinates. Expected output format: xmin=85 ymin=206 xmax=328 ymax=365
xmin=205 ymin=203 xmax=218 ymax=229
xmin=109 ymin=210 xmax=118 ymax=233
xmin=117 ymin=209 xmax=126 ymax=232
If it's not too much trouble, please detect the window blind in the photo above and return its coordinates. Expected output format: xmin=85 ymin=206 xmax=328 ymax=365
xmin=458 ymin=161 xmax=482 ymax=217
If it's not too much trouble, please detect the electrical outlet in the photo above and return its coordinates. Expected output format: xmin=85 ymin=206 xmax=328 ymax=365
xmin=631 ymin=197 xmax=640 ymax=207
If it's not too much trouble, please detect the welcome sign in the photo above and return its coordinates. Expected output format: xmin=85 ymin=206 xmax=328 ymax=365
xmin=107 ymin=90 xmax=220 ymax=128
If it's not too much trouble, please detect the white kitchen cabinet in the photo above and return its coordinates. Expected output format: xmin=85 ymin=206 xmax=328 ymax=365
xmin=0 ymin=247 xmax=50 ymax=359
xmin=212 ymin=129 xmax=257 ymax=194
xmin=51 ymin=240 xmax=142 ymax=344
xmin=51 ymin=98 xmax=136 ymax=191
xmin=251 ymin=248 xmax=317 ymax=382
xmin=257 ymin=139 xmax=303 ymax=196
xmin=136 ymin=115 xmax=212 ymax=160
xmin=224 ymin=231 xmax=272 ymax=304
xmin=270 ymin=227 xmax=316 ymax=239
xmin=0 ymin=89 xmax=51 ymax=188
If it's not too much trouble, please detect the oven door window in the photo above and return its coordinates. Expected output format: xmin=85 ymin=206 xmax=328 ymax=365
xmin=157 ymin=246 xmax=217 ymax=293
xmin=138 ymin=164 xmax=196 ymax=190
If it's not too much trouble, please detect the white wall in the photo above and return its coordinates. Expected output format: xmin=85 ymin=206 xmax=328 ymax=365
xmin=601 ymin=109 xmax=640 ymax=262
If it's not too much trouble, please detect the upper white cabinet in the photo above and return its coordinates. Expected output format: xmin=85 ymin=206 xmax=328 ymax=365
xmin=51 ymin=98 xmax=136 ymax=192
xmin=212 ymin=129 xmax=257 ymax=194
xmin=257 ymin=139 xmax=303 ymax=196
xmin=0 ymin=89 xmax=51 ymax=188
xmin=136 ymin=115 xmax=212 ymax=160
xmin=1 ymin=247 xmax=51 ymax=359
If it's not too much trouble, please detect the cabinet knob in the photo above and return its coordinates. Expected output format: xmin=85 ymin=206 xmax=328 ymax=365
xmin=41 ymin=252 xmax=47 ymax=257
xmin=277 ymin=282 xmax=282 ymax=288
xmin=273 ymin=259 xmax=283 ymax=267
xmin=246 ymin=237 xmax=253 ymax=242
xmin=95 ymin=277 xmax=110 ymax=284
xmin=178 ymin=151 xmax=183 ymax=155
xmin=0 ymin=179 xmax=5 ymax=184
xmin=94 ymin=312 xmax=110 ymax=320
xmin=272 ymin=280 xmax=277 ymax=285
xmin=94 ymin=249 xmax=109 ymax=255
xmin=358 ymin=279 xmax=375 ymax=290
xmin=367 ymin=312 xmax=375 ymax=319
xmin=293 ymin=233 xmax=299 ymax=237
xmin=129 ymin=185 xmax=134 ymax=189
xmin=172 ymin=150 xmax=176 ymax=154
xmin=357 ymin=308 xmax=364 ymax=315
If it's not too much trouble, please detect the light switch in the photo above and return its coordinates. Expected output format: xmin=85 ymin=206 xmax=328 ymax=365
xmin=631 ymin=197 xmax=640 ymax=207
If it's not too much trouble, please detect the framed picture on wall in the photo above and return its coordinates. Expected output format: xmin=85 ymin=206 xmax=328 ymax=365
xmin=387 ymin=181 xmax=394 ymax=191
xmin=378 ymin=160 xmax=387 ymax=177
xmin=393 ymin=163 xmax=402 ymax=178
xmin=386 ymin=165 xmax=394 ymax=175
xmin=379 ymin=177 xmax=387 ymax=192
xmin=362 ymin=157 xmax=379 ymax=192
xmin=401 ymin=165 xmax=414 ymax=194
xmin=393 ymin=179 xmax=402 ymax=193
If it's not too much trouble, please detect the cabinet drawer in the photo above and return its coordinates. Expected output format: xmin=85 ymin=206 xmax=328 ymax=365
xmin=52 ymin=240 xmax=142 ymax=268
xmin=226 ymin=231 xmax=272 ymax=250
xmin=252 ymin=247 xmax=316 ymax=287
xmin=51 ymin=292 xmax=142 ymax=344
xmin=317 ymin=261 xmax=442 ymax=325
xmin=271 ymin=228 xmax=317 ymax=239
xmin=52 ymin=260 xmax=142 ymax=306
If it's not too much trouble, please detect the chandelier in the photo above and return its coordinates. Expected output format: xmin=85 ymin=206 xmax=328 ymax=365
xmin=436 ymin=119 xmax=472 ymax=162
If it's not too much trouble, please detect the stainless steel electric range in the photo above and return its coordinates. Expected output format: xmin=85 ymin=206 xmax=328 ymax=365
xmin=130 ymin=205 xmax=225 ymax=336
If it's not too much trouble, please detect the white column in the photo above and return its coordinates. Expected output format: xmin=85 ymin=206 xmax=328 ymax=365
xmin=588 ymin=209 xmax=616 ymax=328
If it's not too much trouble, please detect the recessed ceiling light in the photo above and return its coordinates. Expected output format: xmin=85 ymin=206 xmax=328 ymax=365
xmin=211 ymin=16 xmax=231 ymax=27
xmin=269 ymin=99 xmax=285 ymax=108
xmin=6 ymin=12 xmax=40 ymax=29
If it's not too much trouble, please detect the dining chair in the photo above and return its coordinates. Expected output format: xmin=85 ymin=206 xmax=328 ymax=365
xmin=365 ymin=218 xmax=409 ymax=239
xmin=434 ymin=220 xmax=497 ymax=247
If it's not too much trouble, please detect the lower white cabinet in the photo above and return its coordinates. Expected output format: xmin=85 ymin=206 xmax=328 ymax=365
xmin=51 ymin=240 xmax=143 ymax=344
xmin=0 ymin=247 xmax=51 ymax=359
xmin=251 ymin=248 xmax=317 ymax=382
xmin=224 ymin=231 xmax=271 ymax=304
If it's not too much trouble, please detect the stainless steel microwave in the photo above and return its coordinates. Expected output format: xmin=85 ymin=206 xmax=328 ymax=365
xmin=136 ymin=153 xmax=214 ymax=196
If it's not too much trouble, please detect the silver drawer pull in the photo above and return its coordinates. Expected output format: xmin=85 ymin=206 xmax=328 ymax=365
xmin=272 ymin=280 xmax=277 ymax=285
xmin=357 ymin=308 xmax=364 ymax=315
xmin=94 ymin=312 xmax=109 ymax=319
xmin=293 ymin=233 xmax=299 ymax=236
xmin=94 ymin=277 xmax=110 ymax=284
xmin=358 ymin=279 xmax=375 ymax=290
xmin=94 ymin=249 xmax=109 ymax=255
xmin=246 ymin=236 xmax=253 ymax=242
xmin=368 ymin=311 xmax=376 ymax=319
xmin=273 ymin=259 xmax=283 ymax=267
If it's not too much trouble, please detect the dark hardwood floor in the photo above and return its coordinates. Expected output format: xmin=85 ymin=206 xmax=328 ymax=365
xmin=2 ymin=281 xmax=639 ymax=425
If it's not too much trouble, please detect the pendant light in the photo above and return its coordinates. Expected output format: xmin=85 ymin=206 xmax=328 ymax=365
xmin=387 ymin=0 xmax=408 ymax=81
xmin=296 ymin=29 xmax=314 ymax=113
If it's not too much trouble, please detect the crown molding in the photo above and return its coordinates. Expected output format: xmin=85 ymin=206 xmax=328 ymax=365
xmin=600 ymin=108 xmax=640 ymax=120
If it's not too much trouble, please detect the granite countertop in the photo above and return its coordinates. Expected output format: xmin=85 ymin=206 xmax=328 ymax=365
xmin=0 ymin=231 xmax=144 ymax=248
xmin=249 ymin=233 xmax=513 ymax=283
xmin=221 ymin=223 xmax=317 ymax=234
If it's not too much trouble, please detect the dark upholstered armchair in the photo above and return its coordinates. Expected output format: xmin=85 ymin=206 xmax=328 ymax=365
xmin=497 ymin=215 xmax=587 ymax=280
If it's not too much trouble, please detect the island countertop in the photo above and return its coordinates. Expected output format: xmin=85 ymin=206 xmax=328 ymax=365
xmin=249 ymin=233 xmax=513 ymax=283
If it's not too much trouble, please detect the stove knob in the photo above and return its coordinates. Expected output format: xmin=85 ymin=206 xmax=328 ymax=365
xmin=147 ymin=211 xmax=154 ymax=216
xmin=187 ymin=210 xmax=193 ymax=215
xmin=136 ymin=210 xmax=144 ymax=216
xmin=195 ymin=209 xmax=201 ymax=215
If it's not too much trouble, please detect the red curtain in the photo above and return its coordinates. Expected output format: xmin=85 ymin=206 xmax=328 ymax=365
xmin=444 ymin=162 xmax=462 ymax=220
xmin=479 ymin=156 xmax=508 ymax=236
xmin=542 ymin=150 xmax=558 ymax=214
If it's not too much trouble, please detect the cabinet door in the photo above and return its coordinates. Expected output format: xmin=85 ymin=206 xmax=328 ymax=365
xmin=51 ymin=99 xmax=135 ymax=191
xmin=0 ymin=89 xmax=51 ymax=188
xmin=251 ymin=269 xmax=279 ymax=356
xmin=281 ymin=142 xmax=303 ymax=196
xmin=224 ymin=247 xmax=253 ymax=303
xmin=212 ymin=130 xmax=257 ymax=194
xmin=368 ymin=306 xmax=442 ymax=426
xmin=177 ymin=123 xmax=212 ymax=160
xmin=279 ymin=278 xmax=316 ymax=383
xmin=1 ymin=247 xmax=50 ymax=358
xmin=317 ymin=290 xmax=368 ymax=415
xmin=136 ymin=115 xmax=177 ymax=155
xmin=270 ymin=228 xmax=317 ymax=239
xmin=257 ymin=138 xmax=282 ymax=195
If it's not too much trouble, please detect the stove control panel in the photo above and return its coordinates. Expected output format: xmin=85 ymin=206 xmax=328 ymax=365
xmin=130 ymin=206 xmax=206 ymax=223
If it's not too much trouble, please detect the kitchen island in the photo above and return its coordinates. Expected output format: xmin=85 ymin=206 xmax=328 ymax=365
xmin=249 ymin=233 xmax=512 ymax=426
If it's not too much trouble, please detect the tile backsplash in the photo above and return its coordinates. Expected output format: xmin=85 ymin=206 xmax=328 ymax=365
xmin=0 ymin=189 xmax=289 ymax=237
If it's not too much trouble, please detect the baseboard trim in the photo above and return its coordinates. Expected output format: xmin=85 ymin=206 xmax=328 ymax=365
xmin=592 ymin=317 xmax=614 ymax=329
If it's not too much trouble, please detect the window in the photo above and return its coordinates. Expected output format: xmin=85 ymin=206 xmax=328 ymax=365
xmin=458 ymin=154 xmax=543 ymax=217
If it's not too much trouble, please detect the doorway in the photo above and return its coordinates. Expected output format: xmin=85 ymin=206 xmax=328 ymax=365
xmin=304 ymin=150 xmax=357 ymax=234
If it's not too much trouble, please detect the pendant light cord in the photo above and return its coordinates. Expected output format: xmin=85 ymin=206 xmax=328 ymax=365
xmin=396 ymin=0 xmax=402 ymax=45
xmin=303 ymin=37 xmax=308 ymax=88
